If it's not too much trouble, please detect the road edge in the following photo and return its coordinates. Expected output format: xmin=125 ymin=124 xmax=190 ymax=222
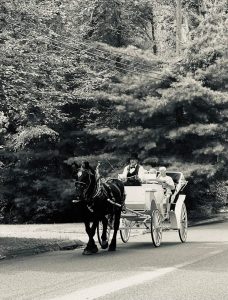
xmin=1 ymin=214 xmax=228 ymax=261
xmin=189 ymin=214 xmax=228 ymax=227
xmin=0 ymin=239 xmax=85 ymax=261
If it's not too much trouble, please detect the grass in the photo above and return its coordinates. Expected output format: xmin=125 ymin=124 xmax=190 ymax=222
xmin=0 ymin=223 xmax=86 ymax=260
xmin=0 ymin=237 xmax=64 ymax=259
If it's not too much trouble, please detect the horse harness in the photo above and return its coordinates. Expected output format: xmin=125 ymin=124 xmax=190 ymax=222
xmin=76 ymin=170 xmax=124 ymax=212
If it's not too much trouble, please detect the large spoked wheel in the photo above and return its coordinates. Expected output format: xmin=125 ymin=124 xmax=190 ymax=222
xmin=120 ymin=218 xmax=131 ymax=243
xmin=178 ymin=203 xmax=188 ymax=243
xmin=151 ymin=209 xmax=162 ymax=247
xmin=97 ymin=220 xmax=111 ymax=246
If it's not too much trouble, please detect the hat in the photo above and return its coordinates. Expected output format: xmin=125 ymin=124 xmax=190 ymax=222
xmin=159 ymin=166 xmax=166 ymax=172
xmin=129 ymin=153 xmax=139 ymax=160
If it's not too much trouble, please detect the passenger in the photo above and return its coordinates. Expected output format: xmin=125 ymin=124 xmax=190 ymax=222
xmin=121 ymin=153 xmax=145 ymax=185
xmin=157 ymin=166 xmax=175 ymax=215
xmin=157 ymin=167 xmax=175 ymax=192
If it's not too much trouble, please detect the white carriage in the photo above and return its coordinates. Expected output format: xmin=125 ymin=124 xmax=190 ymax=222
xmin=118 ymin=172 xmax=188 ymax=247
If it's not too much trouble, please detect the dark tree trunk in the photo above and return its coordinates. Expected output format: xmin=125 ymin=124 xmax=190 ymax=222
xmin=113 ymin=0 xmax=123 ymax=47
xmin=150 ymin=11 xmax=157 ymax=55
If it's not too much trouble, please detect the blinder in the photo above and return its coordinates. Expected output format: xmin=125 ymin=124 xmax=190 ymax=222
xmin=74 ymin=167 xmax=95 ymax=202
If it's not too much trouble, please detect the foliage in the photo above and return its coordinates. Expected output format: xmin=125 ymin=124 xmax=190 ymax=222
xmin=9 ymin=126 xmax=59 ymax=150
xmin=70 ymin=0 xmax=153 ymax=47
xmin=0 ymin=0 xmax=226 ymax=223
xmin=85 ymin=1 xmax=228 ymax=215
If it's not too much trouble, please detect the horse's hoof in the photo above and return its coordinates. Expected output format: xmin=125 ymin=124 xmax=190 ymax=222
xmin=91 ymin=245 xmax=99 ymax=253
xmin=101 ymin=241 xmax=109 ymax=249
xmin=83 ymin=245 xmax=98 ymax=255
xmin=82 ymin=249 xmax=93 ymax=255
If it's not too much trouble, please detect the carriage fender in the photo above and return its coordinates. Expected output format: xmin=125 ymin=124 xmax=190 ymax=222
xmin=169 ymin=195 xmax=186 ymax=229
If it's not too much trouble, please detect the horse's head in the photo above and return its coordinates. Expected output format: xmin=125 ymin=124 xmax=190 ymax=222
xmin=74 ymin=161 xmax=96 ymax=202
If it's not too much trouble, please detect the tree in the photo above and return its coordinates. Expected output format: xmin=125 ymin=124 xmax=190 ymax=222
xmin=0 ymin=0 xmax=226 ymax=223
xmin=86 ymin=1 xmax=227 ymax=215
xmin=176 ymin=0 xmax=182 ymax=55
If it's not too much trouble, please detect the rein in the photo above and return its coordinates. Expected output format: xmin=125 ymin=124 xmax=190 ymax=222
xmin=74 ymin=180 xmax=87 ymax=185
xmin=75 ymin=159 xmax=125 ymax=211
xmin=77 ymin=170 xmax=122 ymax=209
xmin=76 ymin=170 xmax=98 ymax=201
xmin=75 ymin=170 xmax=94 ymax=201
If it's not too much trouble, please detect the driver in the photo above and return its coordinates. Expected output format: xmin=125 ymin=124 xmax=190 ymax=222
xmin=120 ymin=153 xmax=145 ymax=185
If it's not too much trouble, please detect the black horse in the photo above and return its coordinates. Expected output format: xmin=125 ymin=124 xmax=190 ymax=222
xmin=74 ymin=161 xmax=125 ymax=255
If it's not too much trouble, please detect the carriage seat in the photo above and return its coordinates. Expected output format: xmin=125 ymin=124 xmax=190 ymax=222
xmin=165 ymin=172 xmax=182 ymax=186
xmin=155 ymin=171 xmax=181 ymax=187
xmin=154 ymin=172 xmax=182 ymax=196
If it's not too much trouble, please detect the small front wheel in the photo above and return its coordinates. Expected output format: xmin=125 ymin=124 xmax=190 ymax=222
xmin=178 ymin=203 xmax=188 ymax=243
xmin=151 ymin=209 xmax=162 ymax=247
xmin=120 ymin=218 xmax=131 ymax=243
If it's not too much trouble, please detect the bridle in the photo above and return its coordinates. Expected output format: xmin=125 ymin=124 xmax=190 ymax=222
xmin=75 ymin=166 xmax=123 ymax=209
xmin=75 ymin=169 xmax=97 ymax=201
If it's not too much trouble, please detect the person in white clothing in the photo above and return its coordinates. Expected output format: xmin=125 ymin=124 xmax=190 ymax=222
xmin=157 ymin=167 xmax=175 ymax=192
xmin=157 ymin=166 xmax=175 ymax=215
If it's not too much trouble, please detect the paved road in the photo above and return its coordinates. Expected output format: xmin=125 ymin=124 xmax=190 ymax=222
xmin=1 ymin=221 xmax=228 ymax=300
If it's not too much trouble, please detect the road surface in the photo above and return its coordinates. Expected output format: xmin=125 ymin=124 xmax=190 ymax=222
xmin=1 ymin=221 xmax=228 ymax=300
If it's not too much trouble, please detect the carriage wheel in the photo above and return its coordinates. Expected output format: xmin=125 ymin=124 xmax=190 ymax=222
xmin=120 ymin=218 xmax=131 ymax=243
xmin=97 ymin=220 xmax=111 ymax=246
xmin=178 ymin=203 xmax=188 ymax=243
xmin=151 ymin=209 xmax=162 ymax=247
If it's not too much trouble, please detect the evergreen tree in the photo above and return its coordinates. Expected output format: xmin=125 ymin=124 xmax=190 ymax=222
xmin=0 ymin=0 xmax=226 ymax=223
xmin=86 ymin=1 xmax=228 ymax=216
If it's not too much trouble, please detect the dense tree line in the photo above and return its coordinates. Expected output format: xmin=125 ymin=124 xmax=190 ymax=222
xmin=0 ymin=0 xmax=227 ymax=223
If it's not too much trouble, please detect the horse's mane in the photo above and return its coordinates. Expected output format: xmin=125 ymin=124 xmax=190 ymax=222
xmin=82 ymin=161 xmax=96 ymax=175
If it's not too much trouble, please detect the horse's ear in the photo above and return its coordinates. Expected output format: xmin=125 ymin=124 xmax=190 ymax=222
xmin=72 ymin=162 xmax=79 ymax=169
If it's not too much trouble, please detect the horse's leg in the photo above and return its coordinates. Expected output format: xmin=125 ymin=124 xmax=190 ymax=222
xmin=84 ymin=221 xmax=91 ymax=237
xmin=83 ymin=220 xmax=92 ymax=254
xmin=83 ymin=220 xmax=99 ymax=255
xmin=88 ymin=220 xmax=99 ymax=252
xmin=108 ymin=210 xmax=121 ymax=252
xmin=100 ymin=217 xmax=109 ymax=249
